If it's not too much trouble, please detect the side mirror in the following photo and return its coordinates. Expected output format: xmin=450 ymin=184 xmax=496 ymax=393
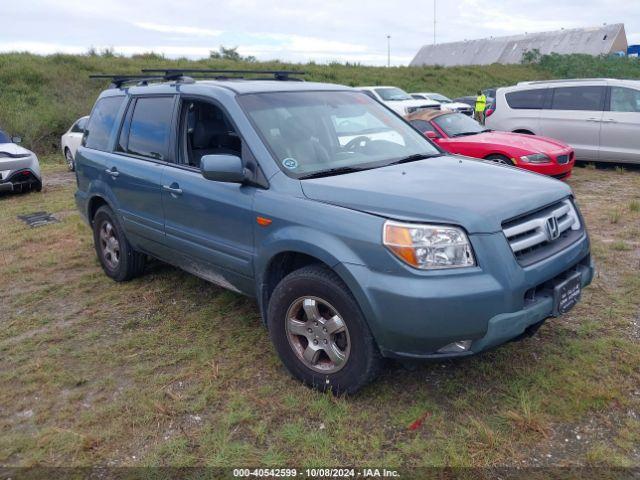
xmin=11 ymin=136 xmax=22 ymax=144
xmin=425 ymin=131 xmax=438 ymax=140
xmin=200 ymin=154 xmax=247 ymax=183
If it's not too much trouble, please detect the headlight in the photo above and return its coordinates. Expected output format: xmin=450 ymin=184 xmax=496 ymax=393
xmin=383 ymin=221 xmax=476 ymax=270
xmin=520 ymin=153 xmax=550 ymax=163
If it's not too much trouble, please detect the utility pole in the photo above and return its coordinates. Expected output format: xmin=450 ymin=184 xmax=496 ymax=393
xmin=387 ymin=35 xmax=391 ymax=67
xmin=433 ymin=0 xmax=437 ymax=45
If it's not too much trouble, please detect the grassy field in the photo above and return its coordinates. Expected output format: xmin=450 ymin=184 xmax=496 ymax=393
xmin=1 ymin=158 xmax=639 ymax=469
xmin=1 ymin=53 xmax=551 ymax=156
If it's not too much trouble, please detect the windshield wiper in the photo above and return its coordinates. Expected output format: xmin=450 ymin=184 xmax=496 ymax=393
xmin=451 ymin=131 xmax=483 ymax=137
xmin=299 ymin=165 xmax=370 ymax=180
xmin=386 ymin=153 xmax=443 ymax=166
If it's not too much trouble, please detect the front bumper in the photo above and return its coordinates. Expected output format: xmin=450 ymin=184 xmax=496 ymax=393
xmin=336 ymin=230 xmax=593 ymax=359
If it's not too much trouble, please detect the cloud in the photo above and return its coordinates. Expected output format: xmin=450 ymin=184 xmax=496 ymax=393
xmin=133 ymin=22 xmax=222 ymax=37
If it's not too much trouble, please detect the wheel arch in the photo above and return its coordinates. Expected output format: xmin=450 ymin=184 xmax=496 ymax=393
xmin=513 ymin=129 xmax=535 ymax=135
xmin=87 ymin=194 xmax=110 ymax=224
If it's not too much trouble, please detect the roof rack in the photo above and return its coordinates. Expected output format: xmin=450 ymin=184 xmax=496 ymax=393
xmin=141 ymin=68 xmax=306 ymax=81
xmin=89 ymin=72 xmax=190 ymax=88
xmin=517 ymin=78 xmax=615 ymax=86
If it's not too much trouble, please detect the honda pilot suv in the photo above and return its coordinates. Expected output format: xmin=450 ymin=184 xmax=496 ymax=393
xmin=75 ymin=70 xmax=594 ymax=394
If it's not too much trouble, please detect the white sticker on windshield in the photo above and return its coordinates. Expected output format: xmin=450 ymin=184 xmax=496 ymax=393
xmin=282 ymin=158 xmax=298 ymax=170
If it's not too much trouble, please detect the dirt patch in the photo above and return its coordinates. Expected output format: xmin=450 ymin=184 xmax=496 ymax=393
xmin=44 ymin=170 xmax=74 ymax=189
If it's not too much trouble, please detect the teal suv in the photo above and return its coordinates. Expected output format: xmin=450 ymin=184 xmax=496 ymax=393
xmin=75 ymin=70 xmax=594 ymax=393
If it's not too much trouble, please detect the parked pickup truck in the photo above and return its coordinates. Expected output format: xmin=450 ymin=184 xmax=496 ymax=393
xmin=75 ymin=70 xmax=594 ymax=394
xmin=358 ymin=86 xmax=440 ymax=116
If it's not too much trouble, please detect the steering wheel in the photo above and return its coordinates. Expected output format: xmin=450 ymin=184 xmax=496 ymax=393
xmin=344 ymin=136 xmax=371 ymax=152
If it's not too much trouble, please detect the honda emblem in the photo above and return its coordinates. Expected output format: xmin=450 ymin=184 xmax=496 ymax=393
xmin=546 ymin=216 xmax=560 ymax=241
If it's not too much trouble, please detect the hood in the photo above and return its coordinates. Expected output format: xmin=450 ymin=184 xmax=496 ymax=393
xmin=300 ymin=155 xmax=571 ymax=234
xmin=444 ymin=102 xmax=473 ymax=110
xmin=449 ymin=132 xmax=570 ymax=154
xmin=387 ymin=99 xmax=440 ymax=109
xmin=0 ymin=142 xmax=33 ymax=157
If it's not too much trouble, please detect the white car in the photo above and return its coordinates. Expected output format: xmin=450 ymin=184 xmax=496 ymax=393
xmin=486 ymin=78 xmax=640 ymax=163
xmin=358 ymin=86 xmax=440 ymax=116
xmin=0 ymin=130 xmax=42 ymax=193
xmin=60 ymin=116 xmax=89 ymax=171
xmin=411 ymin=92 xmax=474 ymax=116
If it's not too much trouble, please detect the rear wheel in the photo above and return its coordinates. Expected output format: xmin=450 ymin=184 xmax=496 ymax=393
xmin=92 ymin=206 xmax=145 ymax=282
xmin=485 ymin=154 xmax=514 ymax=166
xmin=64 ymin=148 xmax=75 ymax=171
xmin=267 ymin=265 xmax=382 ymax=394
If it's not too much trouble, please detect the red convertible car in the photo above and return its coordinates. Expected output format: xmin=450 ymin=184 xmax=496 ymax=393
xmin=406 ymin=110 xmax=575 ymax=180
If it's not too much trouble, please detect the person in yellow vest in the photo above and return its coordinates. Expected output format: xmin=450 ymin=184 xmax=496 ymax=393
xmin=474 ymin=90 xmax=487 ymax=124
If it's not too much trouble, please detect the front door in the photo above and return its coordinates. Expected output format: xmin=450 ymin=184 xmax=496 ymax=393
xmin=599 ymin=86 xmax=640 ymax=163
xmin=160 ymin=98 xmax=255 ymax=294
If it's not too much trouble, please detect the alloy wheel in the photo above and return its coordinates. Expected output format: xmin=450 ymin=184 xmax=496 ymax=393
xmin=285 ymin=296 xmax=351 ymax=374
xmin=99 ymin=221 xmax=120 ymax=270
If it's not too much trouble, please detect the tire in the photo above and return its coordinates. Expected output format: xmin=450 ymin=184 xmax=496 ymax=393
xmin=92 ymin=205 xmax=145 ymax=282
xmin=485 ymin=154 xmax=514 ymax=166
xmin=267 ymin=264 xmax=383 ymax=394
xmin=64 ymin=148 xmax=75 ymax=172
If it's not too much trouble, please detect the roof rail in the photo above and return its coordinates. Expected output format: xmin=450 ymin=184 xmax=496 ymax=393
xmin=141 ymin=68 xmax=306 ymax=81
xmin=89 ymin=72 xmax=192 ymax=89
xmin=517 ymin=78 xmax=615 ymax=86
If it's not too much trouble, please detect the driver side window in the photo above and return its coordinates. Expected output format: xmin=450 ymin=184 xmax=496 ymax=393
xmin=179 ymin=100 xmax=242 ymax=168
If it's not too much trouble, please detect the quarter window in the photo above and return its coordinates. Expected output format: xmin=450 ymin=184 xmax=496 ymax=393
xmin=505 ymin=89 xmax=548 ymax=109
xmin=610 ymin=87 xmax=640 ymax=112
xmin=84 ymin=96 xmax=125 ymax=151
xmin=124 ymin=96 xmax=175 ymax=161
xmin=551 ymin=86 xmax=605 ymax=111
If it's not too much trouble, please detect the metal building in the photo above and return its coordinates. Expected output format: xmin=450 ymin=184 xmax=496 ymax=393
xmin=410 ymin=24 xmax=628 ymax=67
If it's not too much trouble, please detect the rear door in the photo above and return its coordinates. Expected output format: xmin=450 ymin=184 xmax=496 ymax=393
xmin=537 ymin=86 xmax=605 ymax=161
xmin=599 ymin=86 xmax=640 ymax=163
xmin=105 ymin=95 xmax=177 ymax=252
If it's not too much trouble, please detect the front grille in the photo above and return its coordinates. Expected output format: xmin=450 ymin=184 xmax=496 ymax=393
xmin=557 ymin=154 xmax=569 ymax=165
xmin=502 ymin=198 xmax=584 ymax=266
xmin=407 ymin=105 xmax=440 ymax=114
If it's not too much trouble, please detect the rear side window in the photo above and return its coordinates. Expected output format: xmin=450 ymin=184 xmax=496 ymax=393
xmin=84 ymin=96 xmax=125 ymax=151
xmin=123 ymin=96 xmax=175 ymax=161
xmin=505 ymin=89 xmax=548 ymax=109
xmin=610 ymin=87 xmax=640 ymax=112
xmin=551 ymin=86 xmax=605 ymax=111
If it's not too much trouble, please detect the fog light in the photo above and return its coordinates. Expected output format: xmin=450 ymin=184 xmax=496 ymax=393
xmin=437 ymin=340 xmax=472 ymax=353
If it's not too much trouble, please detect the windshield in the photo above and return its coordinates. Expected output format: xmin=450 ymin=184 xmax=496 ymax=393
xmin=428 ymin=93 xmax=452 ymax=103
xmin=239 ymin=91 xmax=440 ymax=178
xmin=433 ymin=113 xmax=489 ymax=137
xmin=374 ymin=87 xmax=412 ymax=101
xmin=0 ymin=130 xmax=10 ymax=144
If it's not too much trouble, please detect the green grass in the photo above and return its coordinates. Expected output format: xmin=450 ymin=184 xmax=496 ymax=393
xmin=1 ymin=164 xmax=639 ymax=468
xmin=0 ymin=52 xmax=552 ymax=156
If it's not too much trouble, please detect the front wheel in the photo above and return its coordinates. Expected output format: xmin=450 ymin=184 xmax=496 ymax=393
xmin=485 ymin=154 xmax=514 ymax=166
xmin=267 ymin=265 xmax=382 ymax=394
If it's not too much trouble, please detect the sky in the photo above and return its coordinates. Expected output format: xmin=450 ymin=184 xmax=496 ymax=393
xmin=1 ymin=0 xmax=638 ymax=66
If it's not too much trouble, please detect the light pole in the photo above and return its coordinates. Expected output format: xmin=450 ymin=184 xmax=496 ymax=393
xmin=433 ymin=0 xmax=437 ymax=45
xmin=387 ymin=35 xmax=391 ymax=67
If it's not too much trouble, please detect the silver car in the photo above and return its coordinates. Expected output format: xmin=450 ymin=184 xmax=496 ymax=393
xmin=486 ymin=79 xmax=640 ymax=163
xmin=0 ymin=130 xmax=42 ymax=193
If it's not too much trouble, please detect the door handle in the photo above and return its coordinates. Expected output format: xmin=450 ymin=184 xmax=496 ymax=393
xmin=162 ymin=184 xmax=183 ymax=195
xmin=603 ymin=119 xmax=618 ymax=123
xmin=586 ymin=118 xmax=600 ymax=122
xmin=105 ymin=168 xmax=119 ymax=178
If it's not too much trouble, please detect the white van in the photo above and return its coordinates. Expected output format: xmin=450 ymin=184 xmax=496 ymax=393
xmin=486 ymin=79 xmax=640 ymax=163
